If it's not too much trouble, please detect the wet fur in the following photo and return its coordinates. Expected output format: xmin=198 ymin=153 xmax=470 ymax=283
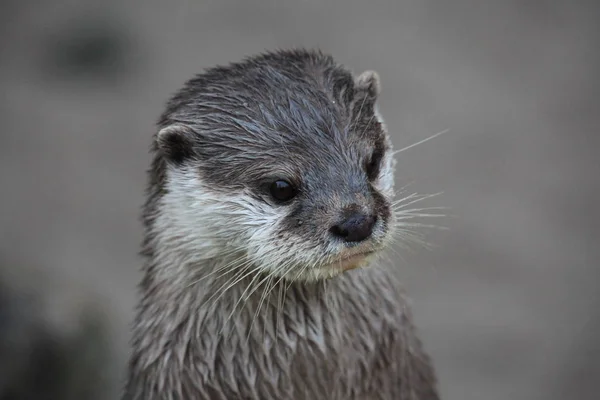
xmin=124 ymin=49 xmax=439 ymax=399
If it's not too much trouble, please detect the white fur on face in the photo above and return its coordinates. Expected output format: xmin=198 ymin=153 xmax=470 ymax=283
xmin=374 ymin=108 xmax=396 ymax=199
xmin=152 ymin=165 xmax=282 ymax=280
xmin=154 ymin=164 xmax=345 ymax=282
xmin=370 ymin=109 xmax=398 ymax=252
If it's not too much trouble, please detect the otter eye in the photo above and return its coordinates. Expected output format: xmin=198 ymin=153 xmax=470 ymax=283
xmin=269 ymin=180 xmax=296 ymax=202
xmin=366 ymin=149 xmax=383 ymax=180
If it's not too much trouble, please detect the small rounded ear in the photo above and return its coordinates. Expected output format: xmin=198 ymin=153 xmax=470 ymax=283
xmin=156 ymin=124 xmax=196 ymax=165
xmin=355 ymin=70 xmax=381 ymax=100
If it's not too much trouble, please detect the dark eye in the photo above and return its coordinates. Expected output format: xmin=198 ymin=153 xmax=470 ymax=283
xmin=269 ymin=180 xmax=297 ymax=202
xmin=366 ymin=149 xmax=383 ymax=180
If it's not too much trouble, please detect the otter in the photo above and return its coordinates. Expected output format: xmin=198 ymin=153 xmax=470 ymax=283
xmin=124 ymin=49 xmax=440 ymax=400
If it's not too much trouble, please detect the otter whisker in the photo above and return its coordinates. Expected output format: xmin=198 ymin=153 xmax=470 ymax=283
xmin=276 ymin=260 xmax=302 ymax=339
xmin=286 ymin=259 xmax=314 ymax=292
xmin=395 ymin=211 xmax=447 ymax=218
xmin=392 ymin=226 xmax=429 ymax=238
xmin=247 ymin=273 xmax=273 ymax=343
xmin=206 ymin=270 xmax=256 ymax=320
xmin=250 ymin=258 xmax=299 ymax=338
xmin=218 ymin=264 xmax=265 ymax=337
xmin=276 ymin=276 xmax=285 ymax=342
xmin=393 ymin=206 xmax=449 ymax=213
xmin=391 ymin=129 xmax=449 ymax=156
xmin=205 ymin=257 xmax=256 ymax=308
xmin=249 ymin=261 xmax=290 ymax=343
xmin=392 ymin=192 xmax=422 ymax=206
xmin=392 ymin=191 xmax=433 ymax=201
xmin=392 ymin=192 xmax=444 ymax=209
xmin=391 ymin=227 xmax=428 ymax=243
xmin=392 ymin=230 xmax=435 ymax=251
xmin=321 ymin=276 xmax=329 ymax=309
xmin=184 ymin=252 xmax=248 ymax=289
xmin=395 ymin=222 xmax=448 ymax=230
xmin=394 ymin=180 xmax=417 ymax=194
xmin=394 ymin=210 xmax=446 ymax=217
xmin=395 ymin=214 xmax=447 ymax=222
xmin=270 ymin=261 xmax=297 ymax=341
xmin=388 ymin=243 xmax=410 ymax=263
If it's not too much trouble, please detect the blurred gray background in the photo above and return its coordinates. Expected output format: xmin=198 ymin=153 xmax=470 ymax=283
xmin=1 ymin=0 xmax=598 ymax=399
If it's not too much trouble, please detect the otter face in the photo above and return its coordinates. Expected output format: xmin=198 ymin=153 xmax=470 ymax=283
xmin=152 ymin=50 xmax=396 ymax=282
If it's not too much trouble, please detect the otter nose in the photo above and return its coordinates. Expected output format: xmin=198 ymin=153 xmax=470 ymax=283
xmin=330 ymin=212 xmax=377 ymax=243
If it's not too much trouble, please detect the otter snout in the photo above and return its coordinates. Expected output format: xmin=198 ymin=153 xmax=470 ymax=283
xmin=330 ymin=209 xmax=377 ymax=243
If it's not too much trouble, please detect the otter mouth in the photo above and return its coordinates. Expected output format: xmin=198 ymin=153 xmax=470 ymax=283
xmin=324 ymin=251 xmax=376 ymax=273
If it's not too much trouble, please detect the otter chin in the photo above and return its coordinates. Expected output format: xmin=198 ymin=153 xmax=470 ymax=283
xmin=329 ymin=251 xmax=376 ymax=273
xmin=124 ymin=49 xmax=440 ymax=400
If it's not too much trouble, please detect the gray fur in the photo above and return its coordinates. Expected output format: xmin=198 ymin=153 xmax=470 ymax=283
xmin=124 ymin=49 xmax=439 ymax=399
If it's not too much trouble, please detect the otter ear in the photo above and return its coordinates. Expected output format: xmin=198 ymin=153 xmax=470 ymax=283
xmin=156 ymin=124 xmax=196 ymax=165
xmin=355 ymin=70 xmax=381 ymax=101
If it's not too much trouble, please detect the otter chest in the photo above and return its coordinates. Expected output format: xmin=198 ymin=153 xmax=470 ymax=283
xmin=194 ymin=276 xmax=409 ymax=399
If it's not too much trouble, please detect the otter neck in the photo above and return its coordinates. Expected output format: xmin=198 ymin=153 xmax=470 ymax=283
xmin=125 ymin=250 xmax=441 ymax=400
xmin=134 ymin=253 xmax=345 ymax=342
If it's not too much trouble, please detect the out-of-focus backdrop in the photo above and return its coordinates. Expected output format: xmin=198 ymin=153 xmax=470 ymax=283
xmin=1 ymin=0 xmax=598 ymax=399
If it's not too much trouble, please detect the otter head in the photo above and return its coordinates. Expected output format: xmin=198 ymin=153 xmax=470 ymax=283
xmin=150 ymin=50 xmax=396 ymax=282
